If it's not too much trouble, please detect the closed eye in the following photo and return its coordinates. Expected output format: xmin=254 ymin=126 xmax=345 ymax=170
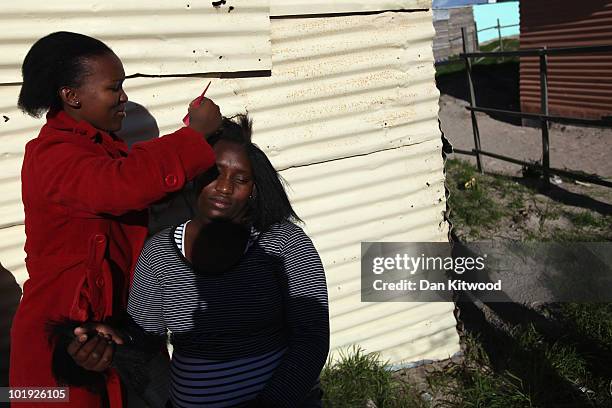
xmin=110 ymin=80 xmax=124 ymax=92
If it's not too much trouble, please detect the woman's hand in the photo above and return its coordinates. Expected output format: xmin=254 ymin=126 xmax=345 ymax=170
xmin=67 ymin=323 xmax=124 ymax=372
xmin=188 ymin=97 xmax=222 ymax=139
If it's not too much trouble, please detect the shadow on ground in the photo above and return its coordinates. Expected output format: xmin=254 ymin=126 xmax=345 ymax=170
xmin=456 ymin=296 xmax=611 ymax=407
xmin=518 ymin=174 xmax=612 ymax=216
xmin=436 ymin=61 xmax=521 ymax=126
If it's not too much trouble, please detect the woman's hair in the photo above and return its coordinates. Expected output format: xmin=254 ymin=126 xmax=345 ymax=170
xmin=18 ymin=31 xmax=113 ymax=117
xmin=196 ymin=114 xmax=302 ymax=231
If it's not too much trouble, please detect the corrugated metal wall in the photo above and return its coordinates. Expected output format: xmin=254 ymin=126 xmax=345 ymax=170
xmin=0 ymin=1 xmax=272 ymax=82
xmin=520 ymin=0 xmax=612 ymax=119
xmin=271 ymin=0 xmax=430 ymax=15
xmin=0 ymin=1 xmax=459 ymax=370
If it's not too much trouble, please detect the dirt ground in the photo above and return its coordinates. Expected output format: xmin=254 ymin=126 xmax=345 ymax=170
xmin=436 ymin=62 xmax=612 ymax=211
xmin=436 ymin=61 xmax=611 ymax=179
xmin=382 ymin=67 xmax=612 ymax=407
xmin=439 ymin=93 xmax=612 ymax=181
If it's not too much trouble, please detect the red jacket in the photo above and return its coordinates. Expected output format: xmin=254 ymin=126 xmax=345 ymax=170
xmin=10 ymin=110 xmax=215 ymax=407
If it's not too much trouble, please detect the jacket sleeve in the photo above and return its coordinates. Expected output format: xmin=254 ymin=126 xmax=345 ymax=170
xmin=256 ymin=226 xmax=330 ymax=407
xmin=33 ymin=127 xmax=215 ymax=216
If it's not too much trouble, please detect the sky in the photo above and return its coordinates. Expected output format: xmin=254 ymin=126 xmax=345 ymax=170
xmin=473 ymin=2 xmax=520 ymax=43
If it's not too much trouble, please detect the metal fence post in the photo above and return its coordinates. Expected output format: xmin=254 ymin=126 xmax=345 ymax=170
xmin=497 ymin=19 xmax=504 ymax=63
xmin=497 ymin=18 xmax=503 ymax=51
xmin=540 ymin=47 xmax=550 ymax=186
xmin=462 ymin=27 xmax=483 ymax=173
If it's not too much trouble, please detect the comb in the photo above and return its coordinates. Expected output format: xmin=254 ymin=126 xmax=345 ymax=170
xmin=182 ymin=81 xmax=212 ymax=126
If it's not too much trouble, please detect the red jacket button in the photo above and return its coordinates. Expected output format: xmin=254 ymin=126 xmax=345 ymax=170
xmin=94 ymin=234 xmax=106 ymax=244
xmin=165 ymin=174 xmax=178 ymax=187
xmin=96 ymin=277 xmax=104 ymax=288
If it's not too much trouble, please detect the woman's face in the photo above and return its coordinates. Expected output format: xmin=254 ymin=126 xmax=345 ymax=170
xmin=70 ymin=52 xmax=128 ymax=132
xmin=197 ymin=140 xmax=254 ymax=223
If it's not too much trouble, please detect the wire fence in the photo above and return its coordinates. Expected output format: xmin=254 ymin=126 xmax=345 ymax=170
xmin=436 ymin=20 xmax=519 ymax=66
xmin=448 ymin=21 xmax=519 ymax=44
xmin=456 ymin=27 xmax=612 ymax=188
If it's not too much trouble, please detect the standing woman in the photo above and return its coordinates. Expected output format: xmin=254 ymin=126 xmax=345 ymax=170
xmin=10 ymin=31 xmax=222 ymax=407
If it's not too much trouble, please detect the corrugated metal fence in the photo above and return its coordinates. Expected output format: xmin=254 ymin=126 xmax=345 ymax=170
xmin=520 ymin=0 xmax=612 ymax=119
xmin=0 ymin=1 xmax=459 ymax=381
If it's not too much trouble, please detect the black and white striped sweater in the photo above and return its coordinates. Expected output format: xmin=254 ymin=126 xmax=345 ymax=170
xmin=127 ymin=221 xmax=330 ymax=407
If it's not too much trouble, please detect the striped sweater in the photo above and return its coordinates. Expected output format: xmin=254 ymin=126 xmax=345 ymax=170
xmin=127 ymin=221 xmax=329 ymax=407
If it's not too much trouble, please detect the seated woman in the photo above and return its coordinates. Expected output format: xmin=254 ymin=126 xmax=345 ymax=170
xmin=119 ymin=114 xmax=328 ymax=407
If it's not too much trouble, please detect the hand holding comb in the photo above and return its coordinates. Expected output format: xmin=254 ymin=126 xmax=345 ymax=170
xmin=183 ymin=81 xmax=212 ymax=126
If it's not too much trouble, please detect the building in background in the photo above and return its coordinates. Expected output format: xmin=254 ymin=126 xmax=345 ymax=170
xmin=432 ymin=1 xmax=481 ymax=62
xmin=432 ymin=0 xmax=522 ymax=61
xmin=0 ymin=0 xmax=460 ymax=384
xmin=519 ymin=0 xmax=612 ymax=119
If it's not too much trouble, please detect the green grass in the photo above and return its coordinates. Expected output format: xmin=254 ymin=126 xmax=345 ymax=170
xmin=321 ymin=347 xmax=425 ymax=408
xmin=446 ymin=159 xmax=504 ymax=229
xmin=480 ymin=38 xmax=520 ymax=53
xmin=558 ymin=303 xmax=612 ymax=351
xmin=435 ymin=57 xmax=467 ymax=77
xmin=427 ymin=337 xmax=534 ymax=408
xmin=566 ymin=211 xmax=608 ymax=229
xmin=320 ymin=306 xmax=612 ymax=407
xmin=320 ymin=160 xmax=612 ymax=406
xmin=537 ymin=208 xmax=610 ymax=242
xmin=446 ymin=159 xmax=531 ymax=239
xmin=321 ymin=291 xmax=612 ymax=406
xmin=435 ymin=38 xmax=519 ymax=77
xmin=445 ymin=158 xmax=611 ymax=241
xmin=442 ymin=158 xmax=612 ymax=406
xmin=428 ymin=311 xmax=612 ymax=407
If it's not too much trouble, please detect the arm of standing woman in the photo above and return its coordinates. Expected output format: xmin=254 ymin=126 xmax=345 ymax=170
xmin=30 ymin=99 xmax=221 ymax=216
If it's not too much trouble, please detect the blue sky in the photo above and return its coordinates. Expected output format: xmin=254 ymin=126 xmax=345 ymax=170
xmin=473 ymin=2 xmax=520 ymax=43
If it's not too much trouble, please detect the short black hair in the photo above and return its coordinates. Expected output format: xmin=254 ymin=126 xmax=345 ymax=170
xmin=196 ymin=114 xmax=302 ymax=231
xmin=18 ymin=31 xmax=113 ymax=117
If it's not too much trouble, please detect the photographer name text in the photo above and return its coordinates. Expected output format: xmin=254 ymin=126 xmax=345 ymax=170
xmin=372 ymin=279 xmax=502 ymax=291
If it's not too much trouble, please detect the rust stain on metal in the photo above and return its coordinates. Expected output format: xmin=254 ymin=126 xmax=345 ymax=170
xmin=519 ymin=0 xmax=612 ymax=119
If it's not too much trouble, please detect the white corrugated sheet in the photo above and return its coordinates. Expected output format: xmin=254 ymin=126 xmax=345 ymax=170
xmin=228 ymin=12 xmax=441 ymax=170
xmin=0 ymin=8 xmax=459 ymax=365
xmin=270 ymin=0 xmax=431 ymax=16
xmin=282 ymin=141 xmax=455 ymax=363
xmin=0 ymin=0 xmax=271 ymax=83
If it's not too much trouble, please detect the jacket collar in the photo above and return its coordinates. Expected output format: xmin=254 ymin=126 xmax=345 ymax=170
xmin=46 ymin=109 xmax=106 ymax=140
xmin=44 ymin=109 xmax=128 ymax=155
